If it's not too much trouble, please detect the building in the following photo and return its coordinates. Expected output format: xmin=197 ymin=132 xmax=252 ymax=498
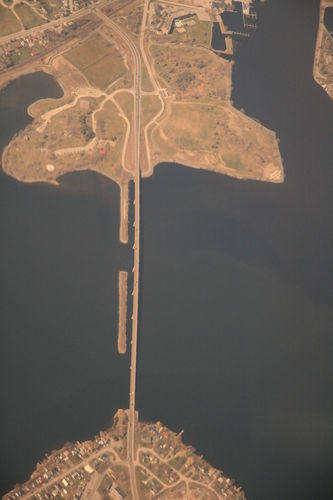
xmin=114 ymin=486 xmax=127 ymax=499
xmin=162 ymin=10 xmax=195 ymax=34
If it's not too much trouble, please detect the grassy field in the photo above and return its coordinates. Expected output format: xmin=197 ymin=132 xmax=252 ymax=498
xmin=108 ymin=0 xmax=143 ymax=34
xmin=98 ymin=473 xmax=113 ymax=500
xmin=2 ymin=114 xmax=128 ymax=185
xmin=15 ymin=3 xmax=44 ymax=30
xmin=63 ymin=33 xmax=127 ymax=90
xmin=170 ymin=16 xmax=212 ymax=47
xmin=96 ymin=100 xmax=126 ymax=141
xmin=95 ymin=100 xmax=126 ymax=168
xmin=0 ymin=5 xmax=21 ymax=36
xmin=126 ymin=2 xmax=143 ymax=34
xmin=141 ymin=95 xmax=161 ymax=127
xmin=152 ymin=101 xmax=281 ymax=175
xmin=52 ymin=55 xmax=89 ymax=92
xmin=110 ymin=465 xmax=131 ymax=497
xmin=150 ymin=122 xmax=177 ymax=159
xmin=114 ymin=91 xmax=134 ymax=121
xmin=42 ymin=101 xmax=95 ymax=150
xmin=141 ymin=64 xmax=154 ymax=92
xmin=149 ymin=43 xmax=232 ymax=101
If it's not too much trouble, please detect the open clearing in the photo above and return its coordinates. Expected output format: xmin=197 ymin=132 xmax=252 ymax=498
xmin=105 ymin=0 xmax=143 ymax=35
xmin=42 ymin=98 xmax=99 ymax=150
xmin=141 ymin=95 xmax=161 ymax=127
xmin=15 ymin=3 xmax=44 ymax=30
xmin=63 ymin=33 xmax=127 ymax=90
xmin=149 ymin=43 xmax=232 ymax=101
xmin=169 ymin=16 xmax=212 ymax=47
xmin=0 ymin=5 xmax=21 ymax=36
xmin=141 ymin=64 xmax=154 ymax=92
xmin=150 ymin=102 xmax=282 ymax=180
xmin=114 ymin=91 xmax=134 ymax=121
xmin=2 ymin=94 xmax=129 ymax=185
xmin=52 ymin=56 xmax=90 ymax=92
xmin=146 ymin=41 xmax=283 ymax=182
xmin=95 ymin=99 xmax=127 ymax=167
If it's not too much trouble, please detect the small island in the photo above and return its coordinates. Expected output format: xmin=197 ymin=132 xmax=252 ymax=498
xmin=3 ymin=409 xmax=246 ymax=500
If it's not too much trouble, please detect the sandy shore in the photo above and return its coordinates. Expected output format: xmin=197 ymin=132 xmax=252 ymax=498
xmin=117 ymin=271 xmax=128 ymax=355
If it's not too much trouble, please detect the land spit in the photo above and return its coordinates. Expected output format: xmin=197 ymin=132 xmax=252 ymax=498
xmin=118 ymin=271 xmax=128 ymax=354
xmin=120 ymin=182 xmax=129 ymax=244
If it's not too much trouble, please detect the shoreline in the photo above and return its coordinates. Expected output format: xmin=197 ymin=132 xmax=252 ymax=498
xmin=3 ymin=409 xmax=246 ymax=500
xmin=117 ymin=271 xmax=128 ymax=355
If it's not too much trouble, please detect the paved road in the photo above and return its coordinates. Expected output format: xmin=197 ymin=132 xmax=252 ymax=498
xmin=95 ymin=6 xmax=142 ymax=500
xmin=2 ymin=3 xmax=142 ymax=498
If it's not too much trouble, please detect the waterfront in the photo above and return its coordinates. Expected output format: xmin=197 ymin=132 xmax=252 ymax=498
xmin=1 ymin=0 xmax=332 ymax=499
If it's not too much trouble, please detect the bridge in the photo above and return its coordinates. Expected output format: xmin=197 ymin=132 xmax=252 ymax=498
xmin=95 ymin=3 xmax=144 ymax=500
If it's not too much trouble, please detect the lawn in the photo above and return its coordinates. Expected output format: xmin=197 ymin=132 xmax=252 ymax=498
xmin=141 ymin=95 xmax=161 ymax=127
xmin=63 ymin=33 xmax=127 ymax=90
xmin=0 ymin=5 xmax=21 ymax=36
xmin=96 ymin=100 xmax=126 ymax=141
xmin=141 ymin=64 xmax=154 ymax=92
xmin=170 ymin=16 xmax=212 ymax=47
xmin=15 ymin=3 xmax=44 ymax=30
xmin=43 ymin=101 xmax=93 ymax=150
xmin=151 ymin=100 xmax=282 ymax=177
xmin=114 ymin=91 xmax=134 ymax=121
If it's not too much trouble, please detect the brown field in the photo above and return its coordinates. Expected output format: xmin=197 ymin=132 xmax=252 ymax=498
xmin=149 ymin=102 xmax=282 ymax=181
xmin=2 ymin=100 xmax=129 ymax=185
xmin=149 ymin=43 xmax=232 ymax=101
xmin=63 ymin=33 xmax=127 ymax=90
xmin=52 ymin=55 xmax=89 ymax=92
xmin=106 ymin=0 xmax=143 ymax=35
xmin=141 ymin=64 xmax=154 ymax=92
xmin=15 ymin=3 xmax=44 ymax=30
xmin=141 ymin=94 xmax=161 ymax=172
xmin=102 ymin=0 xmax=135 ymax=18
xmin=0 ymin=5 xmax=21 ymax=36
xmin=114 ymin=92 xmax=135 ymax=171
xmin=141 ymin=94 xmax=161 ymax=127
xmin=95 ymin=99 xmax=127 ymax=169
xmin=146 ymin=40 xmax=283 ymax=182
xmin=42 ymin=99 xmax=98 ymax=150
xmin=114 ymin=91 xmax=134 ymax=121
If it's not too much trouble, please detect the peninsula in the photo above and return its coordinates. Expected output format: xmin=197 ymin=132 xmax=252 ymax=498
xmin=1 ymin=1 xmax=283 ymax=498
xmin=0 ymin=0 xmax=284 ymax=195
xmin=3 ymin=410 xmax=246 ymax=500
xmin=313 ymin=0 xmax=333 ymax=100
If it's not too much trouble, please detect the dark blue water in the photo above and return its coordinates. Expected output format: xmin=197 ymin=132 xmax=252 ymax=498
xmin=324 ymin=7 xmax=333 ymax=32
xmin=137 ymin=1 xmax=333 ymax=499
xmin=1 ymin=1 xmax=333 ymax=499
xmin=0 ymin=74 xmax=133 ymax=495
xmin=211 ymin=23 xmax=226 ymax=51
